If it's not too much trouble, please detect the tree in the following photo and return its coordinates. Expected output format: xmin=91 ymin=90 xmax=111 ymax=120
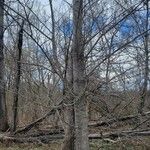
xmin=138 ymin=0 xmax=149 ymax=114
xmin=11 ymin=20 xmax=24 ymax=132
xmin=0 ymin=0 xmax=9 ymax=131
xmin=72 ymin=0 xmax=89 ymax=149
xmin=63 ymin=0 xmax=89 ymax=149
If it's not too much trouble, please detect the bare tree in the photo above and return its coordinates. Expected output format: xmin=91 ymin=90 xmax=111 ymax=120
xmin=0 ymin=0 xmax=150 ymax=149
xmin=11 ymin=20 xmax=24 ymax=132
xmin=138 ymin=0 xmax=149 ymax=114
xmin=0 ymin=0 xmax=9 ymax=131
xmin=72 ymin=0 xmax=89 ymax=149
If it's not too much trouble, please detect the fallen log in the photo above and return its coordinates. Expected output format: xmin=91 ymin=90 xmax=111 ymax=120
xmin=14 ymin=105 xmax=62 ymax=135
xmin=89 ymin=129 xmax=150 ymax=139
xmin=1 ymin=129 xmax=150 ymax=144
xmin=22 ymin=128 xmax=64 ymax=138
xmin=0 ymin=134 xmax=64 ymax=144
xmin=89 ymin=111 xmax=150 ymax=127
xmin=15 ymin=110 xmax=150 ymax=135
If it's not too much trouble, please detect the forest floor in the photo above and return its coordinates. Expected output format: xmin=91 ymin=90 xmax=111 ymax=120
xmin=0 ymin=137 xmax=150 ymax=150
xmin=1 ymin=112 xmax=150 ymax=150
xmin=0 ymin=142 xmax=61 ymax=150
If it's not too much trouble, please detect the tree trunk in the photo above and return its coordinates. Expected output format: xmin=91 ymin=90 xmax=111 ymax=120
xmin=0 ymin=0 xmax=9 ymax=132
xmin=62 ymin=105 xmax=75 ymax=150
xmin=138 ymin=0 xmax=149 ymax=114
xmin=62 ymin=53 xmax=75 ymax=150
xmin=11 ymin=20 xmax=24 ymax=132
xmin=72 ymin=0 xmax=89 ymax=149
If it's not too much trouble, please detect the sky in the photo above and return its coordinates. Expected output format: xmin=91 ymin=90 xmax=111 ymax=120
xmin=38 ymin=0 xmax=149 ymax=39
xmin=40 ymin=0 xmax=72 ymax=12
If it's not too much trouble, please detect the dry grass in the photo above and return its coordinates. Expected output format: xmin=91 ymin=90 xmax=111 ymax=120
xmin=90 ymin=137 xmax=150 ymax=150
xmin=1 ymin=137 xmax=150 ymax=150
xmin=0 ymin=142 xmax=61 ymax=150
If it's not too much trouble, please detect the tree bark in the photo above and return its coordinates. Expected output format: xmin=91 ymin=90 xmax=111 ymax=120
xmin=62 ymin=105 xmax=75 ymax=150
xmin=0 ymin=0 xmax=9 ymax=132
xmin=72 ymin=0 xmax=89 ymax=149
xmin=138 ymin=0 xmax=149 ymax=114
xmin=11 ymin=20 xmax=24 ymax=132
xmin=62 ymin=53 xmax=75 ymax=150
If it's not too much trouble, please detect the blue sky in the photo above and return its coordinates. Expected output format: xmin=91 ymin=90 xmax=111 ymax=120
xmin=39 ymin=0 xmax=149 ymax=39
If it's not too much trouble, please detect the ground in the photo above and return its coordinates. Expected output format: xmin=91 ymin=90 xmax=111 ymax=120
xmin=0 ymin=138 xmax=150 ymax=150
